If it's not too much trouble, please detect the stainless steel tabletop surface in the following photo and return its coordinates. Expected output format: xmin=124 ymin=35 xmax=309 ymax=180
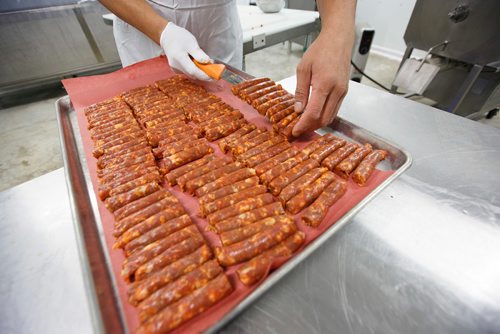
xmin=2 ymin=79 xmax=500 ymax=333
xmin=0 ymin=168 xmax=93 ymax=334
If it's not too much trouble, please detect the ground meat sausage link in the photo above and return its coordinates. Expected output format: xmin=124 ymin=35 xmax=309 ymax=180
xmin=198 ymin=176 xmax=260 ymax=206
xmin=219 ymin=215 xmax=294 ymax=246
xmin=206 ymin=193 xmax=276 ymax=225
xmin=195 ymin=167 xmax=256 ymax=198
xmin=268 ymin=158 xmax=319 ymax=196
xmin=137 ymin=260 xmax=223 ymax=322
xmin=301 ymin=179 xmax=347 ymax=227
xmin=259 ymin=152 xmax=309 ymax=185
xmin=201 ymin=185 xmax=267 ymax=217
xmin=135 ymin=274 xmax=232 ymax=334
xmin=165 ymin=153 xmax=217 ymax=186
xmin=121 ymin=224 xmax=199 ymax=282
xmin=321 ymin=142 xmax=359 ymax=171
xmin=351 ymin=149 xmax=388 ymax=186
xmin=104 ymin=182 xmax=160 ymax=213
xmin=334 ymin=143 xmax=373 ymax=179
xmin=236 ymin=231 xmax=305 ymax=286
xmin=286 ymin=171 xmax=337 ymax=214
xmin=128 ymin=245 xmax=212 ymax=305
xmin=278 ymin=167 xmax=327 ymax=204
xmin=214 ymin=219 xmax=297 ymax=266
xmin=231 ymin=77 xmax=271 ymax=95
xmin=213 ymin=202 xmax=285 ymax=233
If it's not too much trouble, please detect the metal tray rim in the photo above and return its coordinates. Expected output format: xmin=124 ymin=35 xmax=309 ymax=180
xmin=55 ymin=85 xmax=412 ymax=333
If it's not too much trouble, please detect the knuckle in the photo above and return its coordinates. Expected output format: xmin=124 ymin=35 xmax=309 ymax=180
xmin=296 ymin=63 xmax=307 ymax=75
xmin=294 ymin=88 xmax=307 ymax=98
xmin=336 ymin=82 xmax=348 ymax=96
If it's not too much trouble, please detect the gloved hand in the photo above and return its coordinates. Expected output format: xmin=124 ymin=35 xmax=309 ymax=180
xmin=160 ymin=22 xmax=212 ymax=81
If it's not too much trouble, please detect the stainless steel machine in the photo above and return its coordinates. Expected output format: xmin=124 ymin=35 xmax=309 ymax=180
xmin=392 ymin=0 xmax=500 ymax=119
xmin=0 ymin=0 xmax=121 ymax=107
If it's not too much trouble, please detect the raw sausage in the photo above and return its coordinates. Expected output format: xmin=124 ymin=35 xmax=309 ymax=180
xmin=204 ymin=118 xmax=247 ymax=142
xmin=266 ymin=99 xmax=295 ymax=118
xmin=256 ymin=94 xmax=293 ymax=114
xmin=124 ymin=214 xmax=193 ymax=256
xmin=236 ymin=135 xmax=286 ymax=163
xmin=238 ymin=80 xmax=274 ymax=99
xmin=301 ymin=178 xmax=347 ymax=227
xmin=122 ymin=225 xmax=202 ymax=282
xmin=162 ymin=142 xmax=213 ymax=173
xmin=268 ymin=158 xmax=319 ymax=196
xmin=135 ymin=274 xmax=232 ymax=334
xmin=213 ymin=202 xmax=285 ymax=233
xmin=201 ymin=185 xmax=267 ymax=217
xmin=177 ymin=157 xmax=232 ymax=191
xmin=231 ymin=131 xmax=273 ymax=156
xmin=113 ymin=189 xmax=172 ymax=221
xmin=206 ymin=193 xmax=276 ymax=225
xmin=259 ymin=152 xmax=309 ymax=185
xmin=105 ymin=182 xmax=160 ymax=213
xmin=115 ymin=205 xmax=187 ymax=248
xmin=246 ymin=85 xmax=281 ymax=103
xmin=252 ymin=90 xmax=288 ymax=108
xmin=214 ymin=219 xmax=296 ymax=266
xmin=334 ymin=143 xmax=373 ymax=179
xmin=351 ymin=149 xmax=388 ymax=186
xmin=134 ymin=234 xmax=205 ymax=281
xmin=302 ymin=133 xmax=337 ymax=156
xmin=286 ymin=171 xmax=337 ymax=214
xmin=106 ymin=173 xmax=161 ymax=200
xmin=236 ymin=231 xmax=305 ymax=286
xmin=254 ymin=147 xmax=299 ymax=176
xmin=280 ymin=117 xmax=299 ymax=139
xmin=194 ymin=167 xmax=256 ymax=197
xmin=128 ymin=245 xmax=212 ymax=305
xmin=198 ymin=176 xmax=259 ymax=206
xmin=138 ymin=260 xmax=223 ymax=322
xmin=244 ymin=141 xmax=290 ymax=168
xmin=310 ymin=138 xmax=346 ymax=163
xmin=321 ymin=142 xmax=359 ymax=171
xmin=113 ymin=196 xmax=181 ymax=237
xmin=217 ymin=124 xmax=256 ymax=152
xmin=278 ymin=167 xmax=327 ymax=204
xmin=165 ymin=153 xmax=217 ymax=186
xmin=219 ymin=215 xmax=293 ymax=246
xmin=231 ymin=77 xmax=271 ymax=95
xmin=184 ymin=162 xmax=242 ymax=195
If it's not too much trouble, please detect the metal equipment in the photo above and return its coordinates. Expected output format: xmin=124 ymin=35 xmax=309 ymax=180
xmin=350 ymin=23 xmax=375 ymax=83
xmin=0 ymin=0 xmax=121 ymax=107
xmin=392 ymin=0 xmax=500 ymax=119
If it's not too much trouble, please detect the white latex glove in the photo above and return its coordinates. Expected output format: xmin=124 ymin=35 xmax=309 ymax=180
xmin=160 ymin=22 xmax=212 ymax=81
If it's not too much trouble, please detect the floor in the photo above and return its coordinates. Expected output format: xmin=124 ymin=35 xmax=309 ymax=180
xmin=0 ymin=43 xmax=499 ymax=191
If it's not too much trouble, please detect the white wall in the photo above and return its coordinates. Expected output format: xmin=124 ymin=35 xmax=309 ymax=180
xmin=355 ymin=0 xmax=417 ymax=60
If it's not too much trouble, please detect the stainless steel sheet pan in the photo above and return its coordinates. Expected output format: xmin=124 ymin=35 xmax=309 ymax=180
xmin=56 ymin=73 xmax=411 ymax=333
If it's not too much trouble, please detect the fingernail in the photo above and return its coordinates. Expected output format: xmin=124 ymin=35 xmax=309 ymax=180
xmin=294 ymin=102 xmax=303 ymax=113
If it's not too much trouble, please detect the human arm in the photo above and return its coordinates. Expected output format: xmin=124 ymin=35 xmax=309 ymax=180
xmin=99 ymin=0 xmax=211 ymax=80
xmin=292 ymin=0 xmax=356 ymax=136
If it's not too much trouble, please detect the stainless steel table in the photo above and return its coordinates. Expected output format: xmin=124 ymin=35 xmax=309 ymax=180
xmin=2 ymin=79 xmax=500 ymax=333
xmin=102 ymin=6 xmax=320 ymax=56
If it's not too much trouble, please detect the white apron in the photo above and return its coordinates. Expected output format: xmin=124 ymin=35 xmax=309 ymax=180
xmin=113 ymin=0 xmax=243 ymax=69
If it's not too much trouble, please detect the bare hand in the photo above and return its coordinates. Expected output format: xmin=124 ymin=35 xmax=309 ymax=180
xmin=293 ymin=32 xmax=352 ymax=137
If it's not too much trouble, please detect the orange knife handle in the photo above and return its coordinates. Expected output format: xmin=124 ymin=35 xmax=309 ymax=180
xmin=193 ymin=60 xmax=225 ymax=80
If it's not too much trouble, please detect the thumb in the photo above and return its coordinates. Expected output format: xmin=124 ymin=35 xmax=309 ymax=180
xmin=294 ymin=63 xmax=311 ymax=114
xmin=189 ymin=46 xmax=211 ymax=64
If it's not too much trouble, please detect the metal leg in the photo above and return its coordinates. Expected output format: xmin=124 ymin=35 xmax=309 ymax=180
xmin=447 ymin=64 xmax=483 ymax=114
xmin=391 ymin=46 xmax=413 ymax=93
xmin=242 ymin=55 xmax=246 ymax=72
